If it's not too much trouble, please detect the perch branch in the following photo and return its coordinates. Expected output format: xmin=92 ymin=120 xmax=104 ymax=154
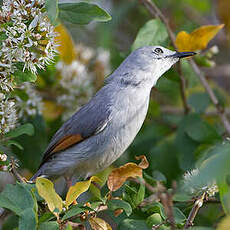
xmin=184 ymin=192 xmax=206 ymax=229
xmin=9 ymin=158 xmax=25 ymax=183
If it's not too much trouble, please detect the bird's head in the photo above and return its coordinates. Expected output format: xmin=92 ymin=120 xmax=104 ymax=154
xmin=111 ymin=46 xmax=195 ymax=88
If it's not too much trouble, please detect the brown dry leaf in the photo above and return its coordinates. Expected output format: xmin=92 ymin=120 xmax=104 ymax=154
xmin=89 ymin=217 xmax=112 ymax=230
xmin=135 ymin=155 xmax=149 ymax=169
xmin=107 ymin=163 xmax=142 ymax=191
xmin=175 ymin=24 xmax=224 ymax=51
xmin=54 ymin=24 xmax=76 ymax=64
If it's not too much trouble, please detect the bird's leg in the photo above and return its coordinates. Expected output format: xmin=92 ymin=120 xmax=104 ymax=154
xmin=65 ymin=176 xmax=73 ymax=189
xmin=65 ymin=176 xmax=77 ymax=205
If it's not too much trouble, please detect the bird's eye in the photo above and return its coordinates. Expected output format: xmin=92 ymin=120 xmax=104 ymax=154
xmin=154 ymin=48 xmax=163 ymax=54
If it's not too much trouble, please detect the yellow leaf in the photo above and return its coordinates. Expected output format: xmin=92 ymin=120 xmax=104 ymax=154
xmin=175 ymin=24 xmax=224 ymax=51
xmin=89 ymin=217 xmax=112 ymax=230
xmin=217 ymin=216 xmax=230 ymax=230
xmin=42 ymin=100 xmax=63 ymax=121
xmin=66 ymin=176 xmax=101 ymax=207
xmin=89 ymin=166 xmax=114 ymax=199
xmin=36 ymin=177 xmax=63 ymax=214
xmin=54 ymin=24 xmax=76 ymax=64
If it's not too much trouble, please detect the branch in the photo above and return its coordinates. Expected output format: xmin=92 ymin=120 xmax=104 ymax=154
xmin=176 ymin=61 xmax=191 ymax=114
xmin=140 ymin=0 xmax=230 ymax=136
xmin=9 ymin=158 xmax=25 ymax=183
xmin=157 ymin=183 xmax=176 ymax=230
xmin=130 ymin=177 xmax=157 ymax=194
xmin=184 ymin=192 xmax=206 ymax=229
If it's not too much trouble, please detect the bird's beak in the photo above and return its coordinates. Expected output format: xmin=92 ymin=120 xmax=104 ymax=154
xmin=168 ymin=51 xmax=196 ymax=59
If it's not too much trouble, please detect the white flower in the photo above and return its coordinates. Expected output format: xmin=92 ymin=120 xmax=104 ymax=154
xmin=16 ymin=82 xmax=43 ymax=118
xmin=183 ymin=169 xmax=218 ymax=197
xmin=55 ymin=44 xmax=110 ymax=121
xmin=0 ymin=0 xmax=57 ymax=75
xmin=0 ymin=96 xmax=17 ymax=134
xmin=0 ymin=154 xmax=7 ymax=162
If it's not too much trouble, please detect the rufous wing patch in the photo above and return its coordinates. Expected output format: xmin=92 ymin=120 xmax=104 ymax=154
xmin=51 ymin=134 xmax=83 ymax=153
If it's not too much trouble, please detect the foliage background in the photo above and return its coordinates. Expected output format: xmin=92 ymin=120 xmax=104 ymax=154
xmin=1 ymin=0 xmax=230 ymax=229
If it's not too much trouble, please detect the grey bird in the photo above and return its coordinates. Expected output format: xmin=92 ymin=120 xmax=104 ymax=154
xmin=30 ymin=46 xmax=195 ymax=182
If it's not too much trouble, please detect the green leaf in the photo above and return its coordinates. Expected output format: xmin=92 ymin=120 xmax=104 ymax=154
xmin=132 ymin=19 xmax=168 ymax=51
xmin=0 ymin=183 xmax=36 ymax=216
xmin=14 ymin=69 xmax=37 ymax=84
xmin=45 ymin=0 xmax=59 ymax=25
xmin=217 ymin=177 xmax=230 ymax=215
xmin=184 ymin=114 xmax=221 ymax=144
xmin=183 ymin=142 xmax=230 ymax=192
xmin=107 ymin=199 xmax=132 ymax=216
xmin=152 ymin=170 xmax=167 ymax=183
xmin=141 ymin=202 xmax=166 ymax=220
xmin=5 ymin=123 xmax=34 ymax=138
xmin=118 ymin=219 xmax=149 ymax=230
xmin=38 ymin=212 xmax=55 ymax=223
xmin=0 ymin=31 xmax=7 ymax=41
xmin=146 ymin=213 xmax=162 ymax=227
xmin=188 ymin=92 xmax=211 ymax=113
xmin=18 ymin=208 xmax=37 ymax=230
xmin=173 ymin=207 xmax=186 ymax=225
xmin=38 ymin=221 xmax=59 ymax=230
xmin=133 ymin=182 xmax=145 ymax=207
xmin=6 ymin=140 xmax=23 ymax=150
xmin=64 ymin=224 xmax=73 ymax=230
xmin=62 ymin=205 xmax=86 ymax=221
xmin=58 ymin=2 xmax=111 ymax=25
xmin=175 ymin=114 xmax=220 ymax=171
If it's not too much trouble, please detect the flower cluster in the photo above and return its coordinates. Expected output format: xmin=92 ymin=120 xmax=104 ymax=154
xmin=0 ymin=0 xmax=57 ymax=76
xmin=16 ymin=82 xmax=43 ymax=118
xmin=183 ymin=169 xmax=218 ymax=197
xmin=0 ymin=0 xmax=56 ymax=134
xmin=0 ymin=93 xmax=17 ymax=135
xmin=56 ymin=44 xmax=111 ymax=120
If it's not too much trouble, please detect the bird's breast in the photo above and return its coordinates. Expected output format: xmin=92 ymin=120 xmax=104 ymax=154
xmin=96 ymin=88 xmax=150 ymax=169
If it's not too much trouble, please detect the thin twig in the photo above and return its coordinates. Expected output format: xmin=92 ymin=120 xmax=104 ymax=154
xmin=184 ymin=192 xmax=206 ymax=229
xmin=130 ymin=177 xmax=157 ymax=193
xmin=9 ymin=158 xmax=25 ymax=183
xmin=177 ymin=61 xmax=191 ymax=114
xmin=157 ymin=183 xmax=175 ymax=230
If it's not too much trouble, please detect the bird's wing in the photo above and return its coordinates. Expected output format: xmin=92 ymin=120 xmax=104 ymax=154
xmin=39 ymin=97 xmax=112 ymax=167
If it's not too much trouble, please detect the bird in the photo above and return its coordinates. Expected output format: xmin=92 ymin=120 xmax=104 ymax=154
xmin=30 ymin=46 xmax=195 ymax=183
